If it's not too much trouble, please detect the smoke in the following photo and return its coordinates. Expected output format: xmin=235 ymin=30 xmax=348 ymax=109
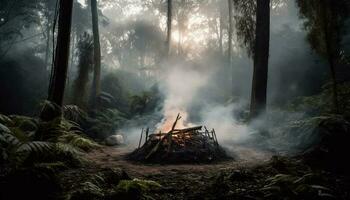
xmin=155 ymin=62 xmax=210 ymax=130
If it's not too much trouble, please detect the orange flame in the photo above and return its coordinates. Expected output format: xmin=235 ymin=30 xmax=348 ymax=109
xmin=157 ymin=109 xmax=195 ymax=132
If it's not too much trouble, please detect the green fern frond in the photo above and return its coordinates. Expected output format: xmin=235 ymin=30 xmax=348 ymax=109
xmin=0 ymin=122 xmax=11 ymax=134
xmin=0 ymin=114 xmax=13 ymax=126
xmin=16 ymin=141 xmax=52 ymax=154
xmin=0 ymin=131 xmax=20 ymax=146
xmin=63 ymin=105 xmax=88 ymax=123
xmin=57 ymin=133 xmax=100 ymax=152
xmin=54 ymin=142 xmax=83 ymax=155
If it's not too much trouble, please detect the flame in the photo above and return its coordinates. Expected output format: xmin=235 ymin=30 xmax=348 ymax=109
xmin=156 ymin=109 xmax=195 ymax=132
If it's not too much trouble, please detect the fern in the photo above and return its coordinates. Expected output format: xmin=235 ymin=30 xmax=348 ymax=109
xmin=115 ymin=178 xmax=162 ymax=199
xmin=0 ymin=114 xmax=12 ymax=125
xmin=37 ymin=117 xmax=83 ymax=140
xmin=57 ymin=133 xmax=100 ymax=152
xmin=0 ymin=125 xmax=53 ymax=167
xmin=63 ymin=105 xmax=88 ymax=123
xmin=261 ymin=173 xmax=335 ymax=199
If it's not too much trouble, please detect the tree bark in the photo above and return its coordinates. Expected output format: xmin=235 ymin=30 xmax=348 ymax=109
xmin=250 ymin=0 xmax=270 ymax=119
xmin=228 ymin=0 xmax=233 ymax=62
xmin=167 ymin=0 xmax=172 ymax=56
xmin=322 ymin=0 xmax=339 ymax=113
xmin=90 ymin=0 xmax=101 ymax=108
xmin=219 ymin=6 xmax=224 ymax=56
xmin=44 ymin=15 xmax=51 ymax=70
xmin=48 ymin=0 xmax=74 ymax=107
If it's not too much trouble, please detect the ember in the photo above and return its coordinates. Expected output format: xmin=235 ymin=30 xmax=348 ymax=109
xmin=128 ymin=114 xmax=228 ymax=163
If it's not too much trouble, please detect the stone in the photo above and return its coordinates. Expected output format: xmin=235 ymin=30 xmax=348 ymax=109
xmin=105 ymin=135 xmax=124 ymax=146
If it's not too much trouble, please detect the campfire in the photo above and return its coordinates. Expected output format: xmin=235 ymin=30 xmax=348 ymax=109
xmin=128 ymin=114 xmax=228 ymax=163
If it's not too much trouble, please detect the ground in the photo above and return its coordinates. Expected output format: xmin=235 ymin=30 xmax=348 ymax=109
xmin=84 ymin=146 xmax=271 ymax=200
xmin=85 ymin=146 xmax=270 ymax=177
xmin=57 ymin=146 xmax=350 ymax=200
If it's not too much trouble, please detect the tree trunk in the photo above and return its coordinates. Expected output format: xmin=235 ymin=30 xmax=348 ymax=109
xmin=90 ymin=0 xmax=101 ymax=108
xmin=48 ymin=0 xmax=74 ymax=107
xmin=44 ymin=17 xmax=51 ymax=70
xmin=219 ymin=6 xmax=224 ymax=56
xmin=228 ymin=0 xmax=234 ymax=96
xmin=322 ymin=0 xmax=339 ymax=113
xmin=250 ymin=0 xmax=270 ymax=119
xmin=228 ymin=0 xmax=233 ymax=62
xmin=167 ymin=0 xmax=172 ymax=56
xmin=69 ymin=31 xmax=76 ymax=68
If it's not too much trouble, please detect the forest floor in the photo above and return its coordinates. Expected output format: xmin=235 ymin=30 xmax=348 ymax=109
xmin=83 ymin=146 xmax=271 ymax=199
xmin=69 ymin=146 xmax=349 ymax=200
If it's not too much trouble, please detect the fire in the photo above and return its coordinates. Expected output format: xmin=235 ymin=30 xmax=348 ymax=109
xmin=156 ymin=109 xmax=195 ymax=132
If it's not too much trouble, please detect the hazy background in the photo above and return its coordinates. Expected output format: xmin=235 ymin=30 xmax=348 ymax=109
xmin=1 ymin=0 xmax=347 ymax=159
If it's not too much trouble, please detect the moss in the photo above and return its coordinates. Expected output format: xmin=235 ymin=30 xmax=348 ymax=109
xmin=108 ymin=179 xmax=162 ymax=200
xmin=69 ymin=182 xmax=104 ymax=200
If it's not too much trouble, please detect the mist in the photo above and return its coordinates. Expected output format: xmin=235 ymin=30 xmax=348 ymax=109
xmin=75 ymin=0 xmax=330 ymax=160
xmin=0 ymin=0 xmax=344 ymax=157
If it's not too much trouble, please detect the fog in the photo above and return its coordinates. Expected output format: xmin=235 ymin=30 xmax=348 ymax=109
xmin=108 ymin=0 xmax=325 ymax=160
xmin=0 ymin=0 xmax=334 ymax=159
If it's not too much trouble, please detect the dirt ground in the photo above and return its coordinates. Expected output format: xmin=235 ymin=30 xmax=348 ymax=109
xmin=85 ymin=146 xmax=271 ymax=178
xmin=58 ymin=146 xmax=350 ymax=200
xmin=83 ymin=146 xmax=273 ymax=199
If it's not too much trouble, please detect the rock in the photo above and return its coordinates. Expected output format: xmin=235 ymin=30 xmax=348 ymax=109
xmin=105 ymin=135 xmax=124 ymax=146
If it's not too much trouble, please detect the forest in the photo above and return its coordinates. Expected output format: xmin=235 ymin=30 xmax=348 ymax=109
xmin=1 ymin=0 xmax=350 ymax=199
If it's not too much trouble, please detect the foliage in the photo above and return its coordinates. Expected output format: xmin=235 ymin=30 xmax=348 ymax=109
xmin=130 ymin=90 xmax=161 ymax=115
xmin=69 ymin=181 xmax=104 ymax=200
xmin=0 ymin=110 xmax=98 ymax=171
xmin=114 ymin=178 xmax=162 ymax=200
xmin=288 ymin=82 xmax=350 ymax=115
xmin=296 ymin=0 xmax=349 ymax=59
xmin=261 ymin=173 xmax=335 ymax=199
xmin=63 ymin=105 xmax=89 ymax=124
xmin=87 ymin=108 xmax=127 ymax=139
xmin=0 ymin=114 xmax=52 ymax=168
xmin=57 ymin=132 xmax=100 ymax=152
xmin=232 ymin=0 xmax=287 ymax=56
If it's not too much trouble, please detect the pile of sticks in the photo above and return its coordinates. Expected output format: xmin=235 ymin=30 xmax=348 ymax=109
xmin=128 ymin=114 xmax=227 ymax=163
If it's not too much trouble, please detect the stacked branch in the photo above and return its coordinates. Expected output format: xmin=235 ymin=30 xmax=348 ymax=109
xmin=128 ymin=114 xmax=228 ymax=163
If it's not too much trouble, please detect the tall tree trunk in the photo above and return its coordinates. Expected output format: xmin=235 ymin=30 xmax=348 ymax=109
xmin=250 ymin=0 xmax=270 ymax=119
xmin=219 ymin=7 xmax=224 ymax=56
xmin=322 ymin=0 xmax=339 ymax=113
xmin=48 ymin=0 xmax=74 ymax=106
xmin=70 ymin=31 xmax=76 ymax=68
xmin=44 ymin=18 xmax=51 ymax=70
xmin=167 ymin=0 xmax=172 ymax=56
xmin=228 ymin=0 xmax=234 ymax=96
xmin=90 ymin=0 xmax=101 ymax=108
xmin=228 ymin=0 xmax=233 ymax=62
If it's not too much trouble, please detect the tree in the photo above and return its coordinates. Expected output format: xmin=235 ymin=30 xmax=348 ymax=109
xmin=42 ymin=0 xmax=74 ymax=120
xmin=90 ymin=0 xmax=102 ymax=108
xmin=228 ymin=0 xmax=234 ymax=96
xmin=71 ymin=33 xmax=93 ymax=109
xmin=232 ymin=0 xmax=270 ymax=119
xmin=228 ymin=0 xmax=233 ymax=63
xmin=296 ymin=0 xmax=350 ymax=113
xmin=250 ymin=0 xmax=270 ymax=119
xmin=167 ymin=0 xmax=172 ymax=56
xmin=0 ymin=0 xmax=44 ymax=59
xmin=219 ymin=2 xmax=225 ymax=56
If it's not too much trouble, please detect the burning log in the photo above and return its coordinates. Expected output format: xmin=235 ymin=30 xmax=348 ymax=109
xmin=128 ymin=114 xmax=228 ymax=163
